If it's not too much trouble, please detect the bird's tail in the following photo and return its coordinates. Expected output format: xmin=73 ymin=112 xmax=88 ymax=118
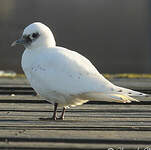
xmin=114 ymin=85 xmax=147 ymax=97
xmin=79 ymin=92 xmax=139 ymax=103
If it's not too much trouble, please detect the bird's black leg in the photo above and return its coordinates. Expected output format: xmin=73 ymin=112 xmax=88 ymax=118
xmin=58 ymin=107 xmax=66 ymax=120
xmin=39 ymin=103 xmax=58 ymax=121
xmin=51 ymin=103 xmax=58 ymax=120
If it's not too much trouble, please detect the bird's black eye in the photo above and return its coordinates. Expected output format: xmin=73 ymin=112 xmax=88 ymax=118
xmin=32 ymin=33 xmax=39 ymax=38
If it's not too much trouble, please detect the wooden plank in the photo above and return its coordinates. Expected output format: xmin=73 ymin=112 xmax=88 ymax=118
xmin=0 ymin=142 xmax=150 ymax=150
xmin=0 ymin=102 xmax=151 ymax=129
xmin=0 ymin=77 xmax=151 ymax=90
xmin=0 ymin=95 xmax=151 ymax=105
xmin=0 ymin=78 xmax=151 ymax=149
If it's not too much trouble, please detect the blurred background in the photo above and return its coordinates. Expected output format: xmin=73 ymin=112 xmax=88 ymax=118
xmin=0 ymin=0 xmax=151 ymax=73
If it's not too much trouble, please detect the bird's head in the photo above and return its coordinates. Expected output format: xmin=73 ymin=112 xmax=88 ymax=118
xmin=11 ymin=22 xmax=56 ymax=49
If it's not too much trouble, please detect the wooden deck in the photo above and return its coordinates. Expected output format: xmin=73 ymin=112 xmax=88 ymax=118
xmin=0 ymin=77 xmax=151 ymax=150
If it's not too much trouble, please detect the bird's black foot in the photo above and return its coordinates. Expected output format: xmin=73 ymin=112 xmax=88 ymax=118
xmin=57 ymin=116 xmax=64 ymax=120
xmin=39 ymin=117 xmax=56 ymax=121
xmin=39 ymin=116 xmax=64 ymax=121
xmin=39 ymin=103 xmax=65 ymax=121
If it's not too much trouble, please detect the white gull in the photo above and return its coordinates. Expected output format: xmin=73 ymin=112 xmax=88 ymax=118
xmin=11 ymin=22 xmax=147 ymax=120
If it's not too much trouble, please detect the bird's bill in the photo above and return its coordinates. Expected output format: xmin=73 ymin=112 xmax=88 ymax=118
xmin=11 ymin=38 xmax=25 ymax=47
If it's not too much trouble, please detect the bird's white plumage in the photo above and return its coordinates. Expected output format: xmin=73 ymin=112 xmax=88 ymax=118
xmin=21 ymin=22 xmax=146 ymax=107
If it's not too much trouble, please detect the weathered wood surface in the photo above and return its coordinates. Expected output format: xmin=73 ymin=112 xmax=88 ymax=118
xmin=0 ymin=78 xmax=151 ymax=150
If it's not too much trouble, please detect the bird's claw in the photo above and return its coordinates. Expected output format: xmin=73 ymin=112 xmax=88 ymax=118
xmin=39 ymin=117 xmax=64 ymax=121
